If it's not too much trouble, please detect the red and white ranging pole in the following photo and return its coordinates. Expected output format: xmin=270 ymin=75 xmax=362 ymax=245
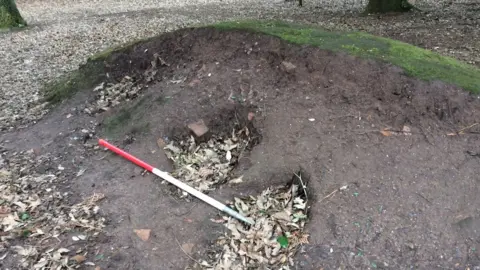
xmin=98 ymin=139 xmax=254 ymax=225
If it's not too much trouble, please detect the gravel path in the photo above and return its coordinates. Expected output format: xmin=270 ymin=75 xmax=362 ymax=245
xmin=0 ymin=0 xmax=475 ymax=131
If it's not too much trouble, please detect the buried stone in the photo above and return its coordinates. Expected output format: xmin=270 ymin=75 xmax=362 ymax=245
xmin=188 ymin=119 xmax=210 ymax=141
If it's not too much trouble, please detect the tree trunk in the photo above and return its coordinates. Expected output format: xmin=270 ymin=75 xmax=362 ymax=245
xmin=365 ymin=0 xmax=413 ymax=13
xmin=0 ymin=0 xmax=27 ymax=28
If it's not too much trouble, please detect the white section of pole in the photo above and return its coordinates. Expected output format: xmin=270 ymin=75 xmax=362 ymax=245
xmin=152 ymin=168 xmax=254 ymax=225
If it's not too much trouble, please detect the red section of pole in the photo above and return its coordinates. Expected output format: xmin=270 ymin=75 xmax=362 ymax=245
xmin=98 ymin=139 xmax=155 ymax=172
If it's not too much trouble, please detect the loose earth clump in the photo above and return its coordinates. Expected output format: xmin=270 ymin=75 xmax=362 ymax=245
xmin=1 ymin=26 xmax=480 ymax=270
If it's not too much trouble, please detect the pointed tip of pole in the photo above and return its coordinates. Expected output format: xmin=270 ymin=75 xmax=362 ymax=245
xmin=224 ymin=207 xmax=255 ymax=226
xmin=241 ymin=216 xmax=255 ymax=226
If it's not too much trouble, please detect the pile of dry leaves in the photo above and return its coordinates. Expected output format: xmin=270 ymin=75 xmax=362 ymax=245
xmin=0 ymin=150 xmax=105 ymax=269
xmin=84 ymin=53 xmax=170 ymax=116
xmin=163 ymin=127 xmax=252 ymax=196
xmin=192 ymin=173 xmax=309 ymax=269
xmin=85 ymin=76 xmax=144 ymax=115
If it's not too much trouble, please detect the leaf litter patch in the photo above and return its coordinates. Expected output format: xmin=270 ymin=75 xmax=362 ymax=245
xmin=190 ymin=172 xmax=310 ymax=269
xmin=161 ymin=117 xmax=311 ymax=268
xmin=163 ymin=125 xmax=255 ymax=196
xmin=0 ymin=150 xmax=106 ymax=269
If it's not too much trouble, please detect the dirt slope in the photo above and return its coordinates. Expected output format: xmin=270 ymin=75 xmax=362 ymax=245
xmin=1 ymin=28 xmax=480 ymax=269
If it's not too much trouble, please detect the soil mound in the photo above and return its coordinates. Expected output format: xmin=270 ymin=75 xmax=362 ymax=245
xmin=4 ymin=27 xmax=480 ymax=269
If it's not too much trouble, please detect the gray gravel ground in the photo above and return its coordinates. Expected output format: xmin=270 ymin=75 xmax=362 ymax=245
xmin=0 ymin=0 xmax=470 ymax=131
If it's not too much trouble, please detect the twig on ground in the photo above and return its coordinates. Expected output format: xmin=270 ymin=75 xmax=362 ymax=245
xmin=415 ymin=192 xmax=432 ymax=204
xmin=328 ymin=114 xmax=357 ymax=120
xmin=95 ymin=153 xmax=110 ymax=161
xmin=448 ymin=123 xmax=479 ymax=136
xmin=320 ymin=189 xmax=339 ymax=203
xmin=293 ymin=171 xmax=308 ymax=202
xmin=170 ymin=228 xmax=200 ymax=264
xmin=320 ymin=185 xmax=348 ymax=203
xmin=458 ymin=123 xmax=478 ymax=133
xmin=173 ymin=203 xmax=198 ymax=217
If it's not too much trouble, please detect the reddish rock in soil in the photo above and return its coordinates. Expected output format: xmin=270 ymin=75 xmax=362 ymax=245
xmin=188 ymin=79 xmax=201 ymax=87
xmin=187 ymin=119 xmax=209 ymax=138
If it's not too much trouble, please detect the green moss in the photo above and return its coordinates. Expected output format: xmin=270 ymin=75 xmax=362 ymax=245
xmin=42 ymin=60 xmax=105 ymax=104
xmin=211 ymin=20 xmax=480 ymax=93
xmin=42 ymin=38 xmax=153 ymax=105
xmin=0 ymin=0 xmax=26 ymax=29
xmin=42 ymin=34 xmax=159 ymax=105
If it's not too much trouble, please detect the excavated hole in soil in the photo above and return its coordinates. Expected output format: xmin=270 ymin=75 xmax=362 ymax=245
xmin=159 ymin=106 xmax=262 ymax=198
xmin=190 ymin=169 xmax=312 ymax=269
xmin=68 ymin=27 xmax=480 ymax=269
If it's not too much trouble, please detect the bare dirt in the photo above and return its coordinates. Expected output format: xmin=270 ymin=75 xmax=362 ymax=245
xmin=2 ymin=27 xmax=480 ymax=269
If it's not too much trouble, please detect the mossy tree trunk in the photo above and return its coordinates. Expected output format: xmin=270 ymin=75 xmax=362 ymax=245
xmin=0 ymin=0 xmax=27 ymax=28
xmin=365 ymin=0 xmax=413 ymax=13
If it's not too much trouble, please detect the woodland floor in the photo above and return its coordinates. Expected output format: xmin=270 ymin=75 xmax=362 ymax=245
xmin=1 ymin=1 xmax=480 ymax=270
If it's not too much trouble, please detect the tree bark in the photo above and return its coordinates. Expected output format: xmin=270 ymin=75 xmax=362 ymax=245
xmin=365 ymin=0 xmax=413 ymax=13
xmin=0 ymin=0 xmax=27 ymax=28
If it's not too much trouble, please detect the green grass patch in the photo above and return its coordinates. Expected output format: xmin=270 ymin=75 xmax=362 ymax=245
xmin=0 ymin=3 xmax=27 ymax=29
xmin=211 ymin=20 xmax=480 ymax=93
xmin=42 ymin=36 xmax=156 ymax=104
xmin=42 ymin=60 xmax=105 ymax=104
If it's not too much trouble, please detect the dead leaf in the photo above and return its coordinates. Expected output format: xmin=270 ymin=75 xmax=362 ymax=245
xmin=13 ymin=246 xmax=37 ymax=257
xmin=33 ymin=258 xmax=49 ymax=268
xmin=198 ymin=168 xmax=214 ymax=177
xmin=402 ymin=125 xmax=412 ymax=135
xmin=271 ymin=210 xmax=291 ymax=222
xmin=248 ymin=112 xmax=254 ymax=121
xmin=210 ymin=218 xmax=226 ymax=224
xmin=93 ymin=82 xmax=105 ymax=92
xmin=72 ymin=255 xmax=86 ymax=263
xmin=76 ymin=168 xmax=86 ymax=177
xmin=134 ymin=229 xmax=151 ymax=241
xmin=188 ymin=79 xmax=201 ymax=87
xmin=229 ymin=175 xmax=244 ymax=184
xmin=157 ymin=138 xmax=166 ymax=148
xmin=181 ymin=243 xmax=195 ymax=254
xmin=0 ymin=206 xmax=10 ymax=217
xmin=298 ymin=234 xmax=310 ymax=244
xmin=2 ymin=214 xmax=20 ymax=232
xmin=53 ymin=248 xmax=70 ymax=260
xmin=380 ymin=129 xmax=392 ymax=137
xmin=164 ymin=143 xmax=181 ymax=154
